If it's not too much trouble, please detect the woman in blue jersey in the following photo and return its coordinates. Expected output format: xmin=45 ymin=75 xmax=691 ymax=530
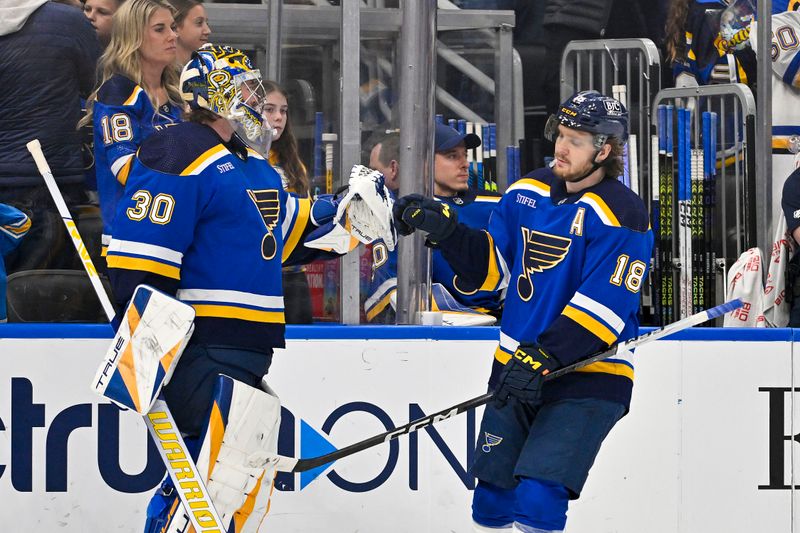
xmin=262 ymin=80 xmax=315 ymax=323
xmin=80 ymin=0 xmax=182 ymax=257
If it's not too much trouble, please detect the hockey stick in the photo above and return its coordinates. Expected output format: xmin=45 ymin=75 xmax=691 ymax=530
xmin=26 ymin=139 xmax=116 ymax=320
xmin=270 ymin=298 xmax=744 ymax=474
xmin=27 ymin=141 xmax=227 ymax=531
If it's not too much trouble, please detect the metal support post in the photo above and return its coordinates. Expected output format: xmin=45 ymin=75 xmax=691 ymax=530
xmin=339 ymin=0 xmax=362 ymax=324
xmin=397 ymin=0 xmax=436 ymax=324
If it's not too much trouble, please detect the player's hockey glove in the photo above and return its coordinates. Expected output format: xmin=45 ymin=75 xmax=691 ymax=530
xmin=494 ymin=343 xmax=560 ymax=405
xmin=393 ymin=193 xmax=458 ymax=243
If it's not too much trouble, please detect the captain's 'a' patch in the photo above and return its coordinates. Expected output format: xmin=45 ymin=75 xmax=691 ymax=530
xmin=517 ymin=228 xmax=571 ymax=302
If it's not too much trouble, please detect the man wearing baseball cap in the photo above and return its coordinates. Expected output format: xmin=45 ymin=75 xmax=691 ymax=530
xmin=364 ymin=122 xmax=503 ymax=323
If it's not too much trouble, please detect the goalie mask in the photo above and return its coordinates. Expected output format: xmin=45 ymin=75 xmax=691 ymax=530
xmin=180 ymin=44 xmax=275 ymax=155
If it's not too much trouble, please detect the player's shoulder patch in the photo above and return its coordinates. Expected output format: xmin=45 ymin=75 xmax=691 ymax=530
xmin=579 ymin=178 xmax=649 ymax=232
xmin=97 ymin=74 xmax=144 ymax=107
xmin=137 ymin=122 xmax=229 ymax=176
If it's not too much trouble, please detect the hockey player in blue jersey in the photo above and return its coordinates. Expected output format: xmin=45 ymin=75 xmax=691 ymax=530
xmin=395 ymin=91 xmax=653 ymax=533
xmin=105 ymin=44 xmax=375 ymax=532
xmin=80 ymin=0 xmax=183 ymax=256
xmin=365 ymin=122 xmax=502 ymax=323
xmin=0 ymin=204 xmax=30 ymax=322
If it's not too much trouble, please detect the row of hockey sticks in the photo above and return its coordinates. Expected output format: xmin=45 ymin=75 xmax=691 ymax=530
xmin=612 ymin=84 xmax=639 ymax=196
xmin=655 ymin=104 xmax=675 ymax=327
xmin=653 ymin=105 xmax=722 ymax=325
xmin=27 ymin=139 xmax=226 ymax=532
xmin=443 ymin=116 xmax=499 ymax=192
xmin=25 ymin=141 xmax=743 ymax=489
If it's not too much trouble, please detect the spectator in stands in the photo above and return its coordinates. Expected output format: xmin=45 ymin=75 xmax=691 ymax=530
xmin=0 ymin=0 xmax=100 ymax=273
xmin=170 ymin=0 xmax=211 ymax=67
xmin=367 ymin=130 xmax=400 ymax=194
xmin=80 ymin=0 xmax=182 ymax=257
xmin=665 ymin=0 xmax=756 ymax=88
xmin=0 ymin=204 xmax=31 ymax=323
xmin=364 ymin=123 xmax=503 ymax=324
xmin=84 ymin=0 xmax=125 ymax=47
xmin=263 ymin=80 xmax=315 ymax=324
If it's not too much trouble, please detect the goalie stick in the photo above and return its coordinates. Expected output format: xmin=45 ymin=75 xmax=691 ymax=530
xmin=26 ymin=140 xmax=226 ymax=531
xmin=269 ymin=298 xmax=744 ymax=474
xmin=26 ymin=139 xmax=116 ymax=320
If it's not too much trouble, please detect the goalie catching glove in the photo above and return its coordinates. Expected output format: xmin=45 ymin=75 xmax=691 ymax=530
xmin=305 ymin=164 xmax=398 ymax=254
xmin=494 ymin=343 xmax=560 ymax=405
xmin=393 ymin=193 xmax=458 ymax=243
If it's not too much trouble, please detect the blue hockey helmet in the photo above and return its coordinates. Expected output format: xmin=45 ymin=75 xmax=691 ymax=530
xmin=544 ymin=90 xmax=629 ymax=148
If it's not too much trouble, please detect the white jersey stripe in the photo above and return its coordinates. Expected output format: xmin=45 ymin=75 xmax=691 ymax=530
xmin=177 ymin=288 xmax=284 ymax=310
xmin=570 ymin=292 xmax=625 ymax=334
xmin=110 ymin=153 xmax=134 ymax=178
xmin=107 ymin=238 xmax=184 ymax=265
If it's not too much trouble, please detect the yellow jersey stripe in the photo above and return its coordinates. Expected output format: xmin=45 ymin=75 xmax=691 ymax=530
xmin=479 ymin=232 xmax=501 ymax=291
xmin=563 ymin=305 xmax=618 ymax=346
xmin=508 ymin=178 xmax=551 ymax=194
xmin=116 ymin=157 xmax=133 ymax=186
xmin=366 ymin=291 xmax=394 ymax=321
xmin=106 ymin=255 xmax=181 ymax=279
xmin=180 ymin=144 xmax=227 ymax=176
xmin=581 ymin=192 xmax=621 ymax=227
xmin=122 ymin=86 xmax=142 ymax=106
xmin=281 ymin=197 xmax=311 ymax=262
xmin=494 ymin=345 xmax=512 ymax=365
xmin=192 ymin=304 xmax=286 ymax=323
xmin=575 ymin=361 xmax=634 ymax=380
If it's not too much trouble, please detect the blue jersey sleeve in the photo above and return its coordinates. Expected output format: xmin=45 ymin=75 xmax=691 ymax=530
xmin=0 ymin=203 xmax=31 ymax=256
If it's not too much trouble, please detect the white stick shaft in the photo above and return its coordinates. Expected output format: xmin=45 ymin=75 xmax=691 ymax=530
xmin=26 ymin=139 xmax=116 ymax=321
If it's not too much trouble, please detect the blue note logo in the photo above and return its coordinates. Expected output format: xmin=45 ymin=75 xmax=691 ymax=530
xmin=481 ymin=433 xmax=503 ymax=453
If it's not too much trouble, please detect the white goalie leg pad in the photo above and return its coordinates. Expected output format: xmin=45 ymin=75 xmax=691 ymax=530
xmin=193 ymin=375 xmax=281 ymax=532
xmin=91 ymin=284 xmax=195 ymax=414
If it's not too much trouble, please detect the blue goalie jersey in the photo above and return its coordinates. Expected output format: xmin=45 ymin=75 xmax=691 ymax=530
xmin=93 ymin=74 xmax=181 ymax=252
xmin=106 ymin=122 xmax=322 ymax=351
xmin=447 ymin=168 xmax=653 ymax=408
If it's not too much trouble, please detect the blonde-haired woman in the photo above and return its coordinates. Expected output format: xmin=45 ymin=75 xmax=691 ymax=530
xmin=81 ymin=0 xmax=182 ymax=255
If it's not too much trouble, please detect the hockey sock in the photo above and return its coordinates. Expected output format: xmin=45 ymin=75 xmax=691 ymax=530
xmin=472 ymin=480 xmax=515 ymax=529
xmin=514 ymin=477 xmax=569 ymax=531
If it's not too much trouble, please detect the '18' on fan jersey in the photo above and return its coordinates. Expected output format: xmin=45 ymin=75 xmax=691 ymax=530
xmin=476 ymin=168 xmax=653 ymax=408
xmin=93 ymin=74 xmax=181 ymax=252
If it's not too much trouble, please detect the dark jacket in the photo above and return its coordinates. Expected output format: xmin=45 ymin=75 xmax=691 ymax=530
xmin=543 ymin=0 xmax=615 ymax=36
xmin=0 ymin=2 xmax=100 ymax=186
